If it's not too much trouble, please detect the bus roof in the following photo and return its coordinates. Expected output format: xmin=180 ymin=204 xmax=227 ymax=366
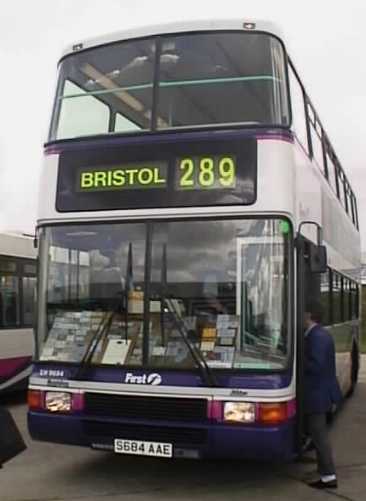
xmin=61 ymin=19 xmax=285 ymax=60
xmin=0 ymin=233 xmax=36 ymax=260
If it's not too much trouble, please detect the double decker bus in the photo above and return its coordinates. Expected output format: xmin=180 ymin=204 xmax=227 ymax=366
xmin=0 ymin=233 xmax=37 ymax=393
xmin=28 ymin=20 xmax=361 ymax=460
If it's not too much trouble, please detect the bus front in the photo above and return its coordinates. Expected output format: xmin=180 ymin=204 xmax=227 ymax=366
xmin=29 ymin=21 xmax=296 ymax=460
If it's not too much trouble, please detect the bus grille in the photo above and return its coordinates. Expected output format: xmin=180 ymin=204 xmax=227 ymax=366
xmin=83 ymin=420 xmax=208 ymax=446
xmin=84 ymin=393 xmax=208 ymax=422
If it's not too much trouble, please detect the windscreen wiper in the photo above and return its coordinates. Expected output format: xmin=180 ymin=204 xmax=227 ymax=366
xmin=159 ymin=243 xmax=217 ymax=387
xmin=123 ymin=242 xmax=133 ymax=342
xmin=74 ymin=311 xmax=114 ymax=379
xmin=163 ymin=297 xmax=218 ymax=387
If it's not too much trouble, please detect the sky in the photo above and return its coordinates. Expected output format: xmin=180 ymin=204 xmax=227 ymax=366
xmin=0 ymin=0 xmax=365 ymax=249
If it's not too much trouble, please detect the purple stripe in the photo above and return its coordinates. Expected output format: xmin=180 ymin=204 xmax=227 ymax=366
xmin=256 ymin=132 xmax=294 ymax=143
xmin=0 ymin=356 xmax=31 ymax=378
xmin=32 ymin=363 xmax=292 ymax=389
xmin=44 ymin=128 xmax=293 ymax=155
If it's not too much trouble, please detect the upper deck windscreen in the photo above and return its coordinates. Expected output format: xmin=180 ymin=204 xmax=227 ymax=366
xmin=50 ymin=32 xmax=289 ymax=140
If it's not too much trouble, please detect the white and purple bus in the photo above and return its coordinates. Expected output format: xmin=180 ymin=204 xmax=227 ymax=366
xmin=28 ymin=20 xmax=361 ymax=460
xmin=0 ymin=233 xmax=36 ymax=393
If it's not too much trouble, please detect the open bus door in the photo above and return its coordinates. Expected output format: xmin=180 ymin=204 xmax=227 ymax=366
xmin=295 ymin=224 xmax=327 ymax=457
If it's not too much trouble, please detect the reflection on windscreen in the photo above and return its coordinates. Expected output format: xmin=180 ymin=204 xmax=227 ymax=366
xmin=50 ymin=32 xmax=289 ymax=140
xmin=39 ymin=219 xmax=290 ymax=371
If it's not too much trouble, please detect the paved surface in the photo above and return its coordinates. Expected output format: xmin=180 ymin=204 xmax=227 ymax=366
xmin=1 ymin=360 xmax=366 ymax=501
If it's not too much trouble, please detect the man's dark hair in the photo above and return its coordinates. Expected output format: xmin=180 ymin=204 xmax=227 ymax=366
xmin=305 ymin=300 xmax=323 ymax=324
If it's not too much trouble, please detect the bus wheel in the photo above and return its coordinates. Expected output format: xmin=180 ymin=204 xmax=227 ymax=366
xmin=347 ymin=344 xmax=359 ymax=397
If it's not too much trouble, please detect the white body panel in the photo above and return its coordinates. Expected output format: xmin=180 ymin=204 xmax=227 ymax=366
xmin=0 ymin=233 xmax=36 ymax=260
xmin=0 ymin=328 xmax=34 ymax=359
xmin=61 ymin=19 xmax=284 ymax=60
xmin=292 ymin=137 xmax=360 ymax=274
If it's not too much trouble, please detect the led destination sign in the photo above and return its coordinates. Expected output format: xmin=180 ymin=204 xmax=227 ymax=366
xmin=56 ymin=135 xmax=257 ymax=212
xmin=175 ymin=156 xmax=236 ymax=190
xmin=78 ymin=162 xmax=168 ymax=191
xmin=78 ymin=156 xmax=236 ymax=192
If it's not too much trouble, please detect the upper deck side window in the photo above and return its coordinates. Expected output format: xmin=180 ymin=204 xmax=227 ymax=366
xmin=307 ymin=101 xmax=327 ymax=177
xmin=289 ymin=58 xmax=358 ymax=231
xmin=352 ymin=195 xmax=359 ymax=229
xmin=49 ymin=32 xmax=290 ymax=141
xmin=287 ymin=63 xmax=309 ymax=154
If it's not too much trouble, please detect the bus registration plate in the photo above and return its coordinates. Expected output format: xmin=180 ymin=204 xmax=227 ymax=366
xmin=114 ymin=439 xmax=173 ymax=457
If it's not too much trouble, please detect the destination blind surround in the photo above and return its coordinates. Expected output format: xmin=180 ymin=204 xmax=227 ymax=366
xmin=56 ymin=135 xmax=257 ymax=211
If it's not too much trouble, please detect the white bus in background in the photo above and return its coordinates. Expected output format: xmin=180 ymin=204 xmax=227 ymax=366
xmin=0 ymin=233 xmax=37 ymax=393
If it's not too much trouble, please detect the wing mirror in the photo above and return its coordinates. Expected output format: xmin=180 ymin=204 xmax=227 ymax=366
xmin=309 ymin=244 xmax=327 ymax=273
xmin=297 ymin=221 xmax=328 ymax=273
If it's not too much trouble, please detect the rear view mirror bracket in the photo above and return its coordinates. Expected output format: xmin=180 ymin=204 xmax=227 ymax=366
xmin=296 ymin=221 xmax=327 ymax=273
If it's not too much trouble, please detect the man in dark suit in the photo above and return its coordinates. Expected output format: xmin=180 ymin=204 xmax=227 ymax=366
xmin=304 ymin=300 xmax=342 ymax=489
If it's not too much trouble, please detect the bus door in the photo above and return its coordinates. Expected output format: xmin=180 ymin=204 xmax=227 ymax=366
xmin=295 ymin=234 xmax=326 ymax=455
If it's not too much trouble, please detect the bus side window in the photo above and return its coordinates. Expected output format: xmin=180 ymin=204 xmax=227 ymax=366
xmin=332 ymin=272 xmax=342 ymax=324
xmin=337 ymin=169 xmax=346 ymax=209
xmin=350 ymin=196 xmax=355 ymax=224
xmin=353 ymin=196 xmax=359 ymax=230
xmin=307 ymin=103 xmax=326 ymax=176
xmin=0 ymin=258 xmax=20 ymax=328
xmin=0 ymin=291 xmax=3 ymax=328
xmin=288 ymin=64 xmax=309 ymax=154
xmin=320 ymin=269 xmax=331 ymax=326
xmin=0 ymin=276 xmax=20 ymax=327
xmin=351 ymin=283 xmax=359 ymax=319
xmin=22 ymin=276 xmax=37 ymax=326
xmin=325 ymin=147 xmax=338 ymax=196
xmin=344 ymin=184 xmax=350 ymax=215
xmin=343 ymin=278 xmax=350 ymax=322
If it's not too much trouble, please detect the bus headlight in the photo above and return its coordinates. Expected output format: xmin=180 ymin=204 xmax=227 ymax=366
xmin=223 ymin=402 xmax=256 ymax=423
xmin=45 ymin=392 xmax=72 ymax=412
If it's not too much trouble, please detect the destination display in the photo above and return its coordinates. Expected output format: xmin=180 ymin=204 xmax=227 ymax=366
xmin=77 ymin=155 xmax=236 ymax=193
xmin=56 ymin=135 xmax=256 ymax=211
xmin=78 ymin=162 xmax=168 ymax=191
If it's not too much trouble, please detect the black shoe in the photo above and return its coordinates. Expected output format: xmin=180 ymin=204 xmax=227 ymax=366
xmin=308 ymin=479 xmax=337 ymax=489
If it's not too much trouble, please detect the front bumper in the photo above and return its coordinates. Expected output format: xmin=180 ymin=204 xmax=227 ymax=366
xmin=28 ymin=411 xmax=296 ymax=460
